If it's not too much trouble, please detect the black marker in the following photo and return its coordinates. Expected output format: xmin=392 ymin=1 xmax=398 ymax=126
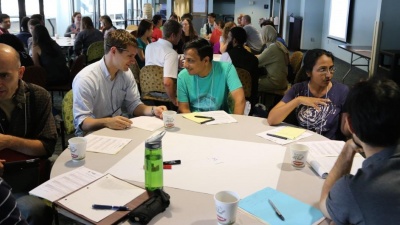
xmin=92 ymin=204 xmax=130 ymax=211
xmin=266 ymin=133 xmax=288 ymax=140
xmin=163 ymin=160 xmax=181 ymax=165
xmin=194 ymin=115 xmax=214 ymax=119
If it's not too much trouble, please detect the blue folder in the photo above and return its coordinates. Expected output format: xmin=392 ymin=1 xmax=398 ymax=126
xmin=239 ymin=187 xmax=324 ymax=225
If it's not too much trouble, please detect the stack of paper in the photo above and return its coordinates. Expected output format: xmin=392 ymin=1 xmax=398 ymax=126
xmin=239 ymin=187 xmax=325 ymax=225
xmin=130 ymin=116 xmax=164 ymax=131
xmin=299 ymin=141 xmax=364 ymax=178
xmin=257 ymin=126 xmax=313 ymax=145
xmin=85 ymin=134 xmax=132 ymax=154
xmin=182 ymin=110 xmax=237 ymax=125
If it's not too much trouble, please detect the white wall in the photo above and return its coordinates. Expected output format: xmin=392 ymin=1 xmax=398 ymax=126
xmin=56 ymin=0 xmax=72 ymax=36
xmin=283 ymin=0 xmax=301 ymax=44
xmin=300 ymin=0 xmax=324 ymax=50
xmin=321 ymin=0 xmax=379 ymax=63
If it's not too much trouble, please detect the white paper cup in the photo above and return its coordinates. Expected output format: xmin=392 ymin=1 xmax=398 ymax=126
xmin=54 ymin=33 xmax=59 ymax=39
xmin=214 ymin=191 xmax=240 ymax=225
xmin=289 ymin=143 xmax=309 ymax=169
xmin=68 ymin=137 xmax=87 ymax=161
xmin=162 ymin=111 xmax=177 ymax=129
xmin=71 ymin=33 xmax=76 ymax=39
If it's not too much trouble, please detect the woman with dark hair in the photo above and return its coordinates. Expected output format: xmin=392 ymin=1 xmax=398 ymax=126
xmin=151 ymin=14 xmax=163 ymax=42
xmin=74 ymin=16 xmax=103 ymax=55
xmin=65 ymin=12 xmax=82 ymax=37
xmin=16 ymin=16 xmax=31 ymax=48
xmin=268 ymin=48 xmax=349 ymax=140
xmin=175 ymin=18 xmax=197 ymax=54
xmin=31 ymin=25 xmax=69 ymax=85
xmin=136 ymin=19 xmax=153 ymax=68
xmin=100 ymin=15 xmax=116 ymax=38
xmin=0 ymin=34 xmax=33 ymax=67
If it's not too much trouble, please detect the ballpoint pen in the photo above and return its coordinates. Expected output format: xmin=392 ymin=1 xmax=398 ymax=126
xmin=266 ymin=133 xmax=288 ymax=140
xmin=268 ymin=199 xmax=285 ymax=221
xmin=194 ymin=115 xmax=214 ymax=119
xmin=92 ymin=204 xmax=130 ymax=211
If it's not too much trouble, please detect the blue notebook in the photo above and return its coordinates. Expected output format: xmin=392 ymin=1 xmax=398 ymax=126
xmin=239 ymin=187 xmax=324 ymax=225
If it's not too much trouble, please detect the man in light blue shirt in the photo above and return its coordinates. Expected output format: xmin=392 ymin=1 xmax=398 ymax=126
xmin=73 ymin=29 xmax=166 ymax=136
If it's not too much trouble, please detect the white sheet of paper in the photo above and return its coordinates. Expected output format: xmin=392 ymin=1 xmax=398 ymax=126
xmin=85 ymin=134 xmax=131 ymax=154
xmin=57 ymin=174 xmax=145 ymax=223
xmin=130 ymin=116 xmax=164 ymax=131
xmin=257 ymin=127 xmax=313 ymax=145
xmin=107 ymin=133 xmax=286 ymax=198
xmin=299 ymin=140 xmax=364 ymax=178
xmin=196 ymin=110 xmax=237 ymax=125
xmin=29 ymin=166 xmax=103 ymax=202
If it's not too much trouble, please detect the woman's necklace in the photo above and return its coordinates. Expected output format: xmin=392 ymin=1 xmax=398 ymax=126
xmin=307 ymin=82 xmax=330 ymax=135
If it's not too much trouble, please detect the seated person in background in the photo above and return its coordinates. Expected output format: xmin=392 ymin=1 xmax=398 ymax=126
xmin=202 ymin=13 xmax=216 ymax=38
xmin=169 ymin=12 xmax=179 ymax=22
xmin=27 ymin=18 xmax=41 ymax=56
xmin=16 ymin=17 xmax=31 ymax=49
xmin=237 ymin=14 xmax=244 ymax=27
xmin=100 ymin=15 xmax=116 ymax=39
xmin=64 ymin=12 xmax=81 ymax=37
xmin=31 ymin=25 xmax=70 ymax=85
xmin=181 ymin=13 xmax=193 ymax=21
xmin=0 ymin=14 xmax=10 ymax=35
xmin=0 ymin=176 xmax=28 ymax=225
xmin=268 ymin=49 xmax=349 ymax=140
xmin=260 ymin=20 xmax=287 ymax=48
xmin=151 ymin=14 xmax=163 ymax=42
xmin=74 ymin=16 xmax=103 ymax=55
xmin=73 ymin=30 xmax=166 ymax=136
xmin=209 ymin=20 xmax=224 ymax=53
xmin=257 ymin=25 xmax=289 ymax=93
xmin=146 ymin=20 xmax=182 ymax=106
xmin=178 ymin=39 xmax=245 ymax=114
xmin=319 ymin=78 xmax=400 ymax=224
xmin=220 ymin=27 xmax=259 ymax=111
xmin=0 ymin=34 xmax=34 ymax=67
xmin=219 ymin=21 xmax=236 ymax=54
xmin=135 ymin=19 xmax=153 ymax=69
xmin=0 ymin=44 xmax=57 ymax=225
xmin=241 ymin=15 xmax=263 ymax=54
xmin=175 ymin=18 xmax=198 ymax=54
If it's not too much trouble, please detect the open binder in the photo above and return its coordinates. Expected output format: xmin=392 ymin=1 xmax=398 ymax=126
xmin=53 ymin=174 xmax=150 ymax=225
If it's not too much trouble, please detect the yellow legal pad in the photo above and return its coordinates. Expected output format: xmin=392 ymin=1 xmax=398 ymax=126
xmin=182 ymin=113 xmax=212 ymax=124
xmin=274 ymin=127 xmax=306 ymax=140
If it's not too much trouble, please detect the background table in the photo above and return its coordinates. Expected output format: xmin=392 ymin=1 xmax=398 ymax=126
xmin=51 ymin=115 xmax=329 ymax=225
xmin=338 ymin=45 xmax=371 ymax=83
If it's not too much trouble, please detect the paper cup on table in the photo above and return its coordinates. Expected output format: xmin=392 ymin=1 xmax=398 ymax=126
xmin=289 ymin=143 xmax=309 ymax=169
xmin=214 ymin=191 xmax=240 ymax=225
xmin=68 ymin=137 xmax=87 ymax=161
xmin=70 ymin=33 xmax=76 ymax=39
xmin=162 ymin=110 xmax=177 ymax=129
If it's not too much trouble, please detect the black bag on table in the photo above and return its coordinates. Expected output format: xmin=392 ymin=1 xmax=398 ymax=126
xmin=128 ymin=189 xmax=170 ymax=225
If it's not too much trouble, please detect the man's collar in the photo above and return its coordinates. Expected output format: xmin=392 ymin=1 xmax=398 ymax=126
xmin=13 ymin=80 xmax=27 ymax=109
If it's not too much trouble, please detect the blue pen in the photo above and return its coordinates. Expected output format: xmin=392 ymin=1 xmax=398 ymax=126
xmin=92 ymin=204 xmax=130 ymax=211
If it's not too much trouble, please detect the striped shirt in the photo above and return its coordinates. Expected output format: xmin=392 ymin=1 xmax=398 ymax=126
xmin=0 ymin=178 xmax=28 ymax=225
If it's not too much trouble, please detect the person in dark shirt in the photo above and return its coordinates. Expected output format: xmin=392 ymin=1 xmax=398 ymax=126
xmin=0 ymin=34 xmax=34 ymax=67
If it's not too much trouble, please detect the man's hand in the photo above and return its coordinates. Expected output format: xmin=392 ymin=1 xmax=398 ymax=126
xmin=153 ymin=106 xmax=167 ymax=118
xmin=0 ymin=159 xmax=5 ymax=177
xmin=105 ymin=116 xmax=133 ymax=130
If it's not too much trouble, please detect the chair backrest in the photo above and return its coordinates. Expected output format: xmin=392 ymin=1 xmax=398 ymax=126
xmin=22 ymin=66 xmax=47 ymax=88
xmin=290 ymin=51 xmax=303 ymax=77
xmin=86 ymin=41 xmax=104 ymax=64
xmin=130 ymin=59 xmax=141 ymax=84
xmin=62 ymin=90 xmax=75 ymax=134
xmin=235 ymin=67 xmax=252 ymax=98
xmin=139 ymin=65 xmax=165 ymax=94
xmin=70 ymin=54 xmax=86 ymax=81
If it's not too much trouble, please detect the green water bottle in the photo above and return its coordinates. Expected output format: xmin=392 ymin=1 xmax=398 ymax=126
xmin=145 ymin=131 xmax=166 ymax=191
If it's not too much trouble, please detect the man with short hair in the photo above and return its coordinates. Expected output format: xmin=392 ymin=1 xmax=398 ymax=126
xmin=319 ymin=78 xmax=400 ymax=224
xmin=178 ymin=39 xmax=245 ymax=114
xmin=145 ymin=20 xmax=182 ymax=106
xmin=0 ymin=43 xmax=56 ymax=225
xmin=241 ymin=15 xmax=263 ymax=54
xmin=73 ymin=30 xmax=167 ymax=136
xmin=0 ymin=14 xmax=11 ymax=35
xmin=202 ymin=13 xmax=216 ymax=37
